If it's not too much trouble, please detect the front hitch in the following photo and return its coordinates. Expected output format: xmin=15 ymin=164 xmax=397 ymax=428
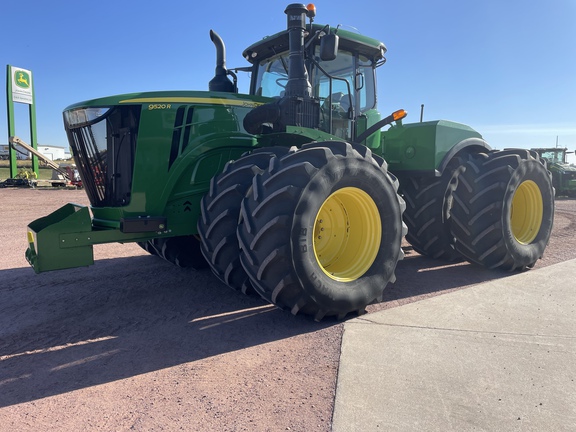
xmin=26 ymin=203 xmax=94 ymax=273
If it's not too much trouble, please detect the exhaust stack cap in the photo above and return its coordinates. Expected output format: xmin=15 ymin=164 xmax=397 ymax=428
xmin=285 ymin=3 xmax=308 ymax=29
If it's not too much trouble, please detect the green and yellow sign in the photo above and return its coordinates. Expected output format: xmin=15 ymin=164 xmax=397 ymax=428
xmin=11 ymin=66 xmax=34 ymax=104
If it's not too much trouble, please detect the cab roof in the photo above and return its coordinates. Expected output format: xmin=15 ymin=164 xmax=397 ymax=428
xmin=242 ymin=23 xmax=387 ymax=64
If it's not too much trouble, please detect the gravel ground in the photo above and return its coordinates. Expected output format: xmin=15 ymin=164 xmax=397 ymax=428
xmin=1 ymin=188 xmax=574 ymax=431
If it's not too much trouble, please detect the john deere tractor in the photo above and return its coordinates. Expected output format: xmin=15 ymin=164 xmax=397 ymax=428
xmin=25 ymin=4 xmax=555 ymax=320
xmin=530 ymin=147 xmax=576 ymax=197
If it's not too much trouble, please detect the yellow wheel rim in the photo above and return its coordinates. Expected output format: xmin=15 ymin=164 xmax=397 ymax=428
xmin=510 ymin=180 xmax=543 ymax=244
xmin=313 ymin=187 xmax=381 ymax=282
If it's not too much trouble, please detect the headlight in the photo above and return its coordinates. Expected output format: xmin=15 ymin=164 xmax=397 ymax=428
xmin=64 ymin=107 xmax=110 ymax=128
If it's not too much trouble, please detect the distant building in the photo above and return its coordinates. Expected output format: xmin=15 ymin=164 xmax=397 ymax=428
xmin=0 ymin=143 xmax=71 ymax=161
xmin=0 ymin=144 xmax=28 ymax=160
xmin=36 ymin=144 xmax=71 ymax=160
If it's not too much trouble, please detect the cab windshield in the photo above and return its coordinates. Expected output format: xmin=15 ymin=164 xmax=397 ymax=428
xmin=254 ymin=48 xmax=376 ymax=140
xmin=540 ymin=150 xmax=566 ymax=164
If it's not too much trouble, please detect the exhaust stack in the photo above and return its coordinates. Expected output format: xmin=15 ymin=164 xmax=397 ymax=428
xmin=209 ymin=30 xmax=236 ymax=93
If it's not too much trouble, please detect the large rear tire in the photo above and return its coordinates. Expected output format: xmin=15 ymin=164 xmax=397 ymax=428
xmin=237 ymin=142 xmax=406 ymax=320
xmin=198 ymin=148 xmax=290 ymax=294
xmin=450 ymin=149 xmax=554 ymax=271
xmin=401 ymin=157 xmax=464 ymax=261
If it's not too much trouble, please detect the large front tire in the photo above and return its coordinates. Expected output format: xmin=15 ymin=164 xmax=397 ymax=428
xmin=450 ymin=149 xmax=554 ymax=271
xmin=238 ymin=142 xmax=406 ymax=320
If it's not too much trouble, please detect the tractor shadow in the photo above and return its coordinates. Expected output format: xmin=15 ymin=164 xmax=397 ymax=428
xmin=0 ymin=248 xmax=518 ymax=407
xmin=0 ymin=256 xmax=333 ymax=408
xmin=377 ymin=247 xmax=513 ymax=309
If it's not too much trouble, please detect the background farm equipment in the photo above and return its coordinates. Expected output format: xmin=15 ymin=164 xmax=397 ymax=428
xmin=7 ymin=136 xmax=81 ymax=188
xmin=531 ymin=147 xmax=576 ymax=197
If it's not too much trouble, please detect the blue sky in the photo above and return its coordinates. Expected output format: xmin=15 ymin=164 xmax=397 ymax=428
xmin=3 ymin=0 xmax=575 ymax=162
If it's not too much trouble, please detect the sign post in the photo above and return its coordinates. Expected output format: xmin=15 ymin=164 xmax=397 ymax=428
xmin=6 ymin=65 xmax=39 ymax=178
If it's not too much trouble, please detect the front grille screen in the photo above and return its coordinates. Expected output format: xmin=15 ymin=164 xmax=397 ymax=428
xmin=65 ymin=106 xmax=140 ymax=207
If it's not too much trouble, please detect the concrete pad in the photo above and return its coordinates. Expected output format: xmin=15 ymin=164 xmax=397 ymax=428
xmin=332 ymin=259 xmax=576 ymax=432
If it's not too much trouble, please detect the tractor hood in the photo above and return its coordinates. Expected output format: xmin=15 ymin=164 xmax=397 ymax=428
xmin=64 ymin=90 xmax=269 ymax=111
xmin=63 ymin=90 xmax=269 ymax=210
xmin=554 ymin=162 xmax=576 ymax=172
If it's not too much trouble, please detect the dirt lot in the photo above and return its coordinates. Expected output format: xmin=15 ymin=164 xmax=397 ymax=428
xmin=1 ymin=188 xmax=575 ymax=431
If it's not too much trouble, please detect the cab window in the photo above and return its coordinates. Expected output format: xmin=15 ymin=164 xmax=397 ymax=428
xmin=253 ymin=46 xmax=377 ymax=140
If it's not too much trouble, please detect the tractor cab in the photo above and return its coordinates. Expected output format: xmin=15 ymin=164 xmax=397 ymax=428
xmin=534 ymin=148 xmax=571 ymax=165
xmin=241 ymin=4 xmax=387 ymax=146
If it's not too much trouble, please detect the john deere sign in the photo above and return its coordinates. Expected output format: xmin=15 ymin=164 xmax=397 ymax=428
xmin=11 ymin=66 xmax=34 ymax=104
xmin=6 ymin=64 xmax=39 ymax=178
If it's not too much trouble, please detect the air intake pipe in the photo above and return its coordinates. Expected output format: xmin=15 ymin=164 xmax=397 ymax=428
xmin=244 ymin=3 xmax=319 ymax=134
xmin=284 ymin=3 xmax=313 ymax=98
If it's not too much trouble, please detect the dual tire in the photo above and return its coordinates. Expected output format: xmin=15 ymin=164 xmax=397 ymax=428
xmin=450 ymin=149 xmax=554 ymax=271
xmin=401 ymin=149 xmax=554 ymax=272
xmin=200 ymin=142 xmax=406 ymax=320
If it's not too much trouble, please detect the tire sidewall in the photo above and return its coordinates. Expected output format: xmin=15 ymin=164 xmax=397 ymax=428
xmin=502 ymin=159 xmax=554 ymax=265
xmin=290 ymin=154 xmax=402 ymax=311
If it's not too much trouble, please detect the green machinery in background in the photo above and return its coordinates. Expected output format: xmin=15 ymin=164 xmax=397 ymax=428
xmin=25 ymin=3 xmax=555 ymax=320
xmin=530 ymin=147 xmax=576 ymax=197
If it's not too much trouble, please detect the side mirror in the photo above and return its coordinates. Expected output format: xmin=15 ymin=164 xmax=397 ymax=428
xmin=355 ymin=72 xmax=364 ymax=91
xmin=320 ymin=33 xmax=339 ymax=61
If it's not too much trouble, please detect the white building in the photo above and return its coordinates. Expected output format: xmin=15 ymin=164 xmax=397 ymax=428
xmin=37 ymin=144 xmax=71 ymax=160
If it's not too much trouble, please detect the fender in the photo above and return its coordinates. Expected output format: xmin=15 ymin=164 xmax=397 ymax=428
xmin=436 ymin=137 xmax=491 ymax=175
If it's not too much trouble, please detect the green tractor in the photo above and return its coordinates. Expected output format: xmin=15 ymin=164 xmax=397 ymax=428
xmin=530 ymin=147 xmax=576 ymax=197
xmin=25 ymin=3 xmax=555 ymax=320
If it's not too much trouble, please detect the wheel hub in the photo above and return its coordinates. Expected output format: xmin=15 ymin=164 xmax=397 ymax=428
xmin=510 ymin=180 xmax=543 ymax=244
xmin=313 ymin=187 xmax=381 ymax=282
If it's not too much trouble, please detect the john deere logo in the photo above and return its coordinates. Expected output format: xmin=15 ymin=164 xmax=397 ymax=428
xmin=15 ymin=71 xmax=30 ymax=89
